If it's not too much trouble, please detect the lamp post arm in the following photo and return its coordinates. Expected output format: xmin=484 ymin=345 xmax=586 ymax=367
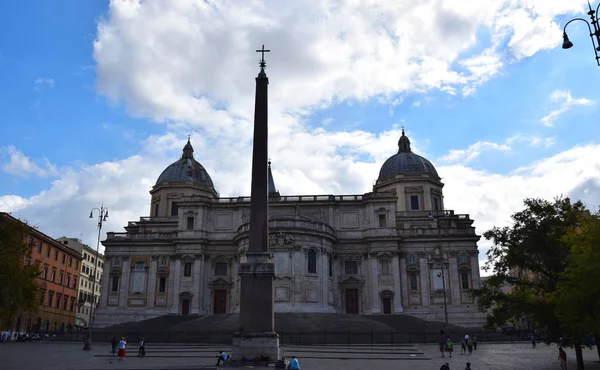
xmin=564 ymin=17 xmax=600 ymax=65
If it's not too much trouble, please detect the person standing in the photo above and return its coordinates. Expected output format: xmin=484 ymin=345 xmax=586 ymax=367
xmin=472 ymin=336 xmax=478 ymax=350
xmin=467 ymin=336 xmax=473 ymax=354
xmin=460 ymin=337 xmax=467 ymax=355
xmin=289 ymin=356 xmax=301 ymax=370
xmin=558 ymin=347 xmax=567 ymax=370
xmin=110 ymin=336 xmax=118 ymax=356
xmin=138 ymin=338 xmax=145 ymax=357
xmin=531 ymin=334 xmax=536 ymax=348
xmin=446 ymin=337 xmax=454 ymax=358
xmin=439 ymin=331 xmax=447 ymax=358
xmin=117 ymin=337 xmax=127 ymax=361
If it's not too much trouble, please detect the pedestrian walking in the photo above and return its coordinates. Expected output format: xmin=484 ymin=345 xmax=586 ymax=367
xmin=460 ymin=338 xmax=467 ymax=355
xmin=110 ymin=336 xmax=117 ymax=356
xmin=472 ymin=336 xmax=478 ymax=350
xmin=138 ymin=338 xmax=145 ymax=357
xmin=439 ymin=331 xmax=447 ymax=358
xmin=467 ymin=336 xmax=473 ymax=354
xmin=558 ymin=347 xmax=567 ymax=370
xmin=531 ymin=334 xmax=536 ymax=348
xmin=117 ymin=337 xmax=127 ymax=361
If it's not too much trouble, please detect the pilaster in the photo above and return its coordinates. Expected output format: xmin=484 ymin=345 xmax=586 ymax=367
xmin=192 ymin=255 xmax=201 ymax=314
xmin=392 ymin=255 xmax=403 ymax=312
xmin=419 ymin=257 xmax=430 ymax=306
xmin=171 ymin=258 xmax=181 ymax=314
xmin=118 ymin=258 xmax=130 ymax=308
xmin=370 ymin=257 xmax=380 ymax=313
xmin=449 ymin=257 xmax=460 ymax=306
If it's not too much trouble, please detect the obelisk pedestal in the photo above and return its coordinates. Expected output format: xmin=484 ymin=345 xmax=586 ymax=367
xmin=231 ymin=46 xmax=279 ymax=362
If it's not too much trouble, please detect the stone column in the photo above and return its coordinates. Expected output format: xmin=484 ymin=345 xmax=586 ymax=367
xmin=321 ymin=250 xmax=327 ymax=309
xmin=197 ymin=254 xmax=205 ymax=314
xmin=370 ymin=257 xmax=380 ymax=314
xmin=470 ymin=252 xmax=481 ymax=289
xmin=147 ymin=257 xmax=158 ymax=309
xmin=192 ymin=255 xmax=201 ymax=314
xmin=419 ymin=257 xmax=430 ymax=306
xmin=118 ymin=258 xmax=130 ymax=308
xmin=171 ymin=258 xmax=181 ymax=314
xmin=98 ymin=260 xmax=110 ymax=308
xmin=392 ymin=255 xmax=403 ymax=313
xmin=449 ymin=256 xmax=460 ymax=306
xmin=399 ymin=257 xmax=409 ymax=307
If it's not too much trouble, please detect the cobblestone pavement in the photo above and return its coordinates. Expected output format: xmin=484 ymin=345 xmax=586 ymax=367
xmin=0 ymin=341 xmax=599 ymax=370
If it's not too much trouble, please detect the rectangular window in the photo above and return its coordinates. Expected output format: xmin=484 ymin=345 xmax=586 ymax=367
xmin=73 ymin=277 xmax=77 ymax=289
xmin=410 ymin=195 xmax=419 ymax=210
xmin=183 ymin=262 xmax=192 ymax=277
xmin=62 ymin=253 xmax=66 ymax=264
xmin=69 ymin=298 xmax=75 ymax=312
xmin=307 ymin=250 xmax=317 ymax=274
xmin=111 ymin=276 xmax=119 ymax=292
xmin=186 ymin=216 xmax=194 ymax=230
xmin=114 ymin=258 xmax=120 ymax=266
xmin=42 ymin=266 xmax=48 ymax=280
xmin=75 ymin=260 xmax=79 ymax=269
xmin=328 ymin=255 xmax=332 ymax=277
xmin=214 ymin=262 xmax=228 ymax=276
xmin=56 ymin=293 xmax=62 ymax=308
xmin=134 ymin=262 xmax=145 ymax=270
xmin=37 ymin=241 xmax=43 ymax=254
xmin=433 ymin=197 xmax=439 ymax=211
xmin=54 ymin=249 xmax=58 ymax=261
xmin=51 ymin=269 xmax=56 ymax=282
xmin=91 ymin=257 xmax=95 ymax=264
xmin=160 ymin=258 xmax=167 ymax=266
xmin=48 ymin=291 xmax=54 ymax=307
xmin=154 ymin=203 xmax=159 ymax=217
xmin=28 ymin=236 xmax=33 ymax=246
xmin=378 ymin=214 xmax=387 ymax=227
xmin=170 ymin=202 xmax=178 ymax=216
xmin=40 ymin=291 xmax=46 ymax=305
xmin=58 ymin=271 xmax=64 ymax=285
xmin=63 ymin=295 xmax=68 ymax=310
xmin=68 ymin=256 xmax=72 ymax=267
xmin=158 ymin=277 xmax=167 ymax=293
xmin=46 ymin=246 xmax=51 ymax=257
xmin=381 ymin=260 xmax=390 ymax=275
xmin=408 ymin=255 xmax=417 ymax=263
xmin=84 ymin=252 xmax=87 ymax=260
xmin=409 ymin=274 xmax=419 ymax=293
xmin=459 ymin=255 xmax=469 ymax=263
xmin=461 ymin=272 xmax=470 ymax=290
xmin=344 ymin=261 xmax=358 ymax=275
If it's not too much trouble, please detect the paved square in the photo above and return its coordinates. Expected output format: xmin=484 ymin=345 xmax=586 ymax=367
xmin=0 ymin=341 xmax=599 ymax=370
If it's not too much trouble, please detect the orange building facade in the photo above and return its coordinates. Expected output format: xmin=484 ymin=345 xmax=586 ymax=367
xmin=1 ymin=213 xmax=82 ymax=334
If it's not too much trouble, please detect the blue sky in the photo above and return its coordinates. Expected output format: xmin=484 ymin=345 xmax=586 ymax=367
xmin=1 ymin=0 xmax=600 ymax=270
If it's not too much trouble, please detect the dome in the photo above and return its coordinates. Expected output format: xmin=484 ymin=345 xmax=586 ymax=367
xmin=155 ymin=138 xmax=214 ymax=187
xmin=377 ymin=129 xmax=439 ymax=181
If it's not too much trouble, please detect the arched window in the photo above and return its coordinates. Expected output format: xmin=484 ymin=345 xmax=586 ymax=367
xmin=307 ymin=250 xmax=317 ymax=274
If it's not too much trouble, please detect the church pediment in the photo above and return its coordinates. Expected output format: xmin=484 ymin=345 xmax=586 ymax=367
xmin=209 ymin=277 xmax=232 ymax=286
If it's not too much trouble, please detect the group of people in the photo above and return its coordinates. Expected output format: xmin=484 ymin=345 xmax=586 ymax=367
xmin=216 ymin=351 xmax=301 ymax=369
xmin=438 ymin=333 xmax=478 ymax=358
xmin=109 ymin=336 xmax=146 ymax=360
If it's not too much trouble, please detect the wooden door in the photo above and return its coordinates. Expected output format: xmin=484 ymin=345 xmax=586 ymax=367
xmin=345 ymin=289 xmax=359 ymax=314
xmin=181 ymin=299 xmax=190 ymax=315
xmin=383 ymin=297 xmax=392 ymax=314
xmin=213 ymin=290 xmax=227 ymax=314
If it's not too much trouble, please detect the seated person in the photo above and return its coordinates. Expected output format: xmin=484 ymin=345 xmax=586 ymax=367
xmin=215 ymin=351 xmax=230 ymax=366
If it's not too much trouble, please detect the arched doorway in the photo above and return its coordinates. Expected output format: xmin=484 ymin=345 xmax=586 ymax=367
xmin=43 ymin=320 xmax=49 ymax=332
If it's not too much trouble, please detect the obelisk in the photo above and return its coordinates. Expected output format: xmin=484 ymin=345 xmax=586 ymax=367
xmin=231 ymin=45 xmax=279 ymax=361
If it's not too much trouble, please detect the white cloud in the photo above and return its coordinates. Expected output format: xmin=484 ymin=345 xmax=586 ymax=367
xmin=507 ymin=134 xmax=557 ymax=148
xmin=34 ymin=78 xmax=54 ymax=90
xmin=540 ymin=89 xmax=592 ymax=127
xmin=0 ymin=146 xmax=59 ymax=178
xmin=439 ymin=141 xmax=511 ymax=164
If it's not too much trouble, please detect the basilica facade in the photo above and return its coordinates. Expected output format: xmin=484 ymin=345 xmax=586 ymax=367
xmin=94 ymin=131 xmax=485 ymax=328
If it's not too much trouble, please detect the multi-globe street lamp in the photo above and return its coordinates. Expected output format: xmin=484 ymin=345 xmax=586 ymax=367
xmin=562 ymin=1 xmax=600 ymax=66
xmin=82 ymin=205 xmax=108 ymax=351
xmin=429 ymin=210 xmax=450 ymax=328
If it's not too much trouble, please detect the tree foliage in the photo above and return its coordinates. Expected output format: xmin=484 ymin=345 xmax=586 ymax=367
xmin=474 ymin=197 xmax=585 ymax=335
xmin=0 ymin=215 xmax=40 ymax=327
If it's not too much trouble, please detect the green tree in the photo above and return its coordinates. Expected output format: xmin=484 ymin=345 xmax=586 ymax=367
xmin=554 ymin=212 xmax=600 ymax=365
xmin=0 ymin=214 xmax=40 ymax=329
xmin=472 ymin=197 xmax=589 ymax=369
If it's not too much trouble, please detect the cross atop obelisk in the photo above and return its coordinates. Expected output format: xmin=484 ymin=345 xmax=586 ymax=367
xmin=256 ymin=44 xmax=270 ymax=78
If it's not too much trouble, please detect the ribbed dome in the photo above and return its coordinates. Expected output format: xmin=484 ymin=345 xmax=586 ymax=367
xmin=155 ymin=139 xmax=214 ymax=187
xmin=378 ymin=129 xmax=439 ymax=181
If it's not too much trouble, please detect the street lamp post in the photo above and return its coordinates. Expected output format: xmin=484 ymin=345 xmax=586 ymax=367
xmin=562 ymin=1 xmax=600 ymax=66
xmin=429 ymin=210 xmax=449 ymax=328
xmin=82 ymin=205 xmax=108 ymax=351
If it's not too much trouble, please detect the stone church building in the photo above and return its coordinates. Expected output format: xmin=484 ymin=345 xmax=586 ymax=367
xmin=94 ymin=131 xmax=485 ymax=328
